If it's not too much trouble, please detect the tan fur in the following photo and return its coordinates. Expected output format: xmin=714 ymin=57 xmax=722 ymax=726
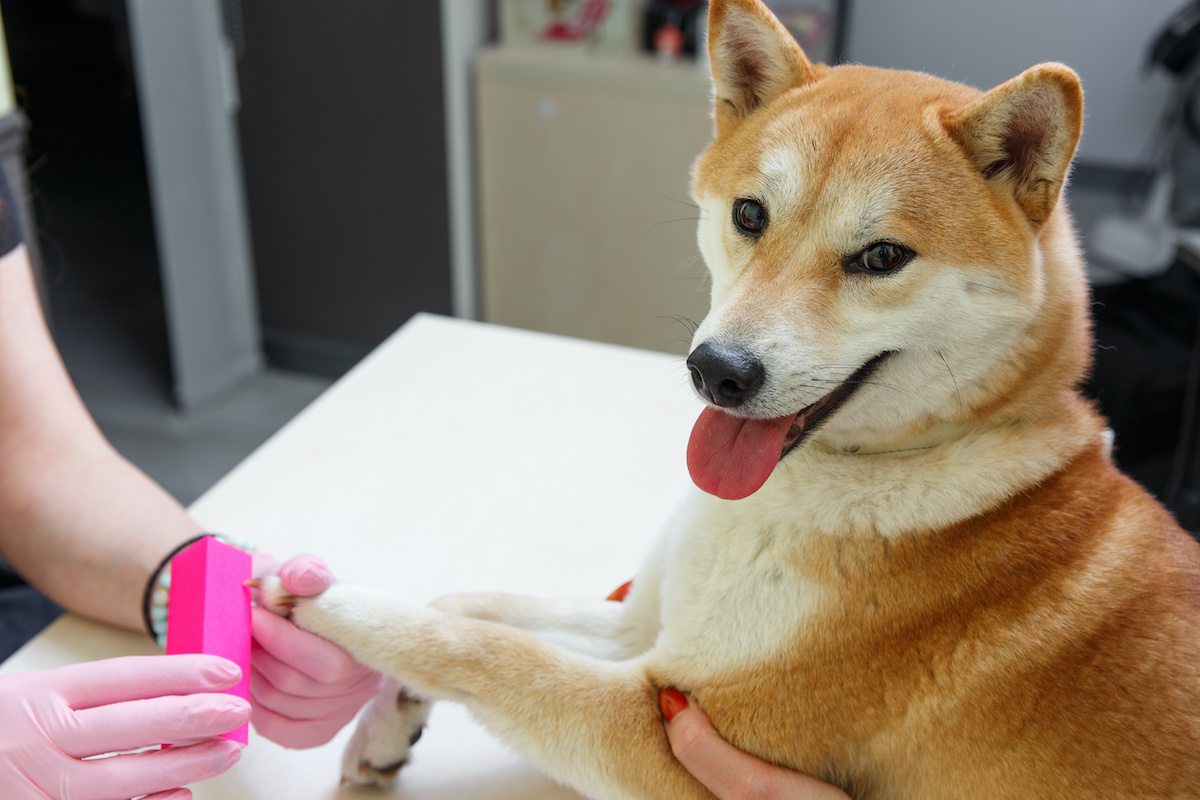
xmin=263 ymin=1 xmax=1200 ymax=797
xmin=658 ymin=443 xmax=1200 ymax=797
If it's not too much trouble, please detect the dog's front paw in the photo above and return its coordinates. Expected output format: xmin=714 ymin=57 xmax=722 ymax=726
xmin=250 ymin=574 xmax=300 ymax=618
xmin=341 ymin=676 xmax=433 ymax=787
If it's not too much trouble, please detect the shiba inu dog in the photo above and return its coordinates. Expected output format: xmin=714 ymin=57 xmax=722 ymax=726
xmin=262 ymin=0 xmax=1200 ymax=796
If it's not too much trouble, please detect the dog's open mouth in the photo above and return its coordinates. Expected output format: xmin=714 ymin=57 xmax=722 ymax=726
xmin=687 ymin=353 xmax=891 ymax=500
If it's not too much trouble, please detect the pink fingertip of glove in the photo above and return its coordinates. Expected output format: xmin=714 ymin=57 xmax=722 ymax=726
xmin=203 ymin=657 xmax=243 ymax=687
xmin=279 ymin=555 xmax=334 ymax=597
xmin=148 ymin=790 xmax=194 ymax=800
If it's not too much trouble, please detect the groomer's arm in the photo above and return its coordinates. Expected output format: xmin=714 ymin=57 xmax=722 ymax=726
xmin=0 ymin=244 xmax=201 ymax=633
xmin=0 ymin=244 xmax=382 ymax=748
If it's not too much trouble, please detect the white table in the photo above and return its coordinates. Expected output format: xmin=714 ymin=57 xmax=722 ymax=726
xmin=1 ymin=314 xmax=701 ymax=799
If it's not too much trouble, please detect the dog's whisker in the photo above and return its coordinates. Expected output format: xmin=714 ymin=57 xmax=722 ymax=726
xmin=648 ymin=216 xmax=704 ymax=228
xmin=657 ymin=193 xmax=702 ymax=210
xmin=937 ymin=351 xmax=964 ymax=416
xmin=798 ymin=378 xmax=899 ymax=391
xmin=657 ymin=315 xmax=702 ymax=339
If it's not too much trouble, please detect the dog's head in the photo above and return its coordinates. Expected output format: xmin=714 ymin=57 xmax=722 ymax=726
xmin=686 ymin=0 xmax=1089 ymax=500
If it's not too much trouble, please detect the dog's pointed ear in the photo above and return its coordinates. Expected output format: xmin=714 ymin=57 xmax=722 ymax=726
xmin=944 ymin=63 xmax=1083 ymax=227
xmin=707 ymin=0 xmax=816 ymax=137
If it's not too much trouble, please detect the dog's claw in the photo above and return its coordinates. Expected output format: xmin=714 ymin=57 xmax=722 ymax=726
xmin=253 ymin=575 xmax=299 ymax=619
xmin=341 ymin=756 xmax=408 ymax=787
xmin=370 ymin=758 xmax=407 ymax=779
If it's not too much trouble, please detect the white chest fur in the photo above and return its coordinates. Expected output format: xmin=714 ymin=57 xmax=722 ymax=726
xmin=640 ymin=487 xmax=825 ymax=681
xmin=633 ymin=418 xmax=1098 ymax=681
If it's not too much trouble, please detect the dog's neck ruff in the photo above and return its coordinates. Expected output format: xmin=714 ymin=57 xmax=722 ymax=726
xmin=742 ymin=400 xmax=1109 ymax=539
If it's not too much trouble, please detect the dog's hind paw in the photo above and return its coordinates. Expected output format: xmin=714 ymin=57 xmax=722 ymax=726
xmin=341 ymin=676 xmax=432 ymax=787
xmin=248 ymin=575 xmax=299 ymax=618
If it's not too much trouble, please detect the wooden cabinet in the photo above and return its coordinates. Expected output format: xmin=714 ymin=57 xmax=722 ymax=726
xmin=476 ymin=47 xmax=715 ymax=355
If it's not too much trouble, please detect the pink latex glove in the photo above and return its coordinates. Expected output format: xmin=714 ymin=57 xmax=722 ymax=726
xmin=0 ymin=654 xmax=248 ymax=800
xmin=249 ymin=553 xmax=382 ymax=749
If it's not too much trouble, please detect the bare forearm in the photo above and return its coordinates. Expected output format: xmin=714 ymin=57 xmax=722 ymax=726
xmin=0 ymin=440 xmax=201 ymax=632
xmin=0 ymin=245 xmax=201 ymax=633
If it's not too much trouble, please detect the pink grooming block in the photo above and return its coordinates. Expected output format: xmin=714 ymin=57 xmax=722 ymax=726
xmin=166 ymin=536 xmax=252 ymax=744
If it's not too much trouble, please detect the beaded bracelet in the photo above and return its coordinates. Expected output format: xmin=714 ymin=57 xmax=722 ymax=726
xmin=142 ymin=533 xmax=256 ymax=647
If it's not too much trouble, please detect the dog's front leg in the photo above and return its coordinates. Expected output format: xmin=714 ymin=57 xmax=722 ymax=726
xmin=343 ymin=591 xmax=658 ymax=785
xmin=427 ymin=591 xmax=658 ymax=661
xmin=337 ymin=592 xmax=644 ymax=785
xmin=264 ymin=581 xmax=712 ymax=800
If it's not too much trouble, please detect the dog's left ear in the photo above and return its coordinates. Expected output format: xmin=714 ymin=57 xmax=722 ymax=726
xmin=707 ymin=0 xmax=817 ymax=137
xmin=944 ymin=63 xmax=1083 ymax=228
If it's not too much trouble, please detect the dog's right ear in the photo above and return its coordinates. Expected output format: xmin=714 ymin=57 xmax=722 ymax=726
xmin=707 ymin=0 xmax=816 ymax=137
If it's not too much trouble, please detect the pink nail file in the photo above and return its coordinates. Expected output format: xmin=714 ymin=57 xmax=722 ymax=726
xmin=166 ymin=536 xmax=252 ymax=744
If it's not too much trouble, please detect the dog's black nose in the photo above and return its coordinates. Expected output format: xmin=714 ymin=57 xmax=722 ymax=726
xmin=687 ymin=342 xmax=765 ymax=408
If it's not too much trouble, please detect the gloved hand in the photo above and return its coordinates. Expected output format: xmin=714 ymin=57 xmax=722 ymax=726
xmin=249 ymin=553 xmax=382 ymax=749
xmin=0 ymin=653 xmax=248 ymax=800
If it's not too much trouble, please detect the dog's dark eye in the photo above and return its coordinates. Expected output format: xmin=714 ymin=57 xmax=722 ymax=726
xmin=850 ymin=242 xmax=912 ymax=274
xmin=732 ymin=198 xmax=768 ymax=237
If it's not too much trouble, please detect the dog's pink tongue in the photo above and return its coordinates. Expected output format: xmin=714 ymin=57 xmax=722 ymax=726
xmin=687 ymin=408 xmax=794 ymax=500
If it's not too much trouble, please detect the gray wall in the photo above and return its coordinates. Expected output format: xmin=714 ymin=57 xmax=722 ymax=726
xmin=846 ymin=0 xmax=1181 ymax=169
xmin=128 ymin=0 xmax=262 ymax=409
xmin=235 ymin=0 xmax=454 ymax=373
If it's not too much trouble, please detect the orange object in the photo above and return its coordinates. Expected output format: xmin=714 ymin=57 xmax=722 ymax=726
xmin=658 ymin=687 xmax=688 ymax=722
xmin=606 ymin=580 xmax=633 ymax=602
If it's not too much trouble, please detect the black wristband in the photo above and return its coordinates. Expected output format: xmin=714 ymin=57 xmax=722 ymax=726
xmin=141 ymin=534 xmax=212 ymax=640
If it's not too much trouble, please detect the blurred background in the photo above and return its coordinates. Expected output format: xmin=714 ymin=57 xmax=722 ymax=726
xmin=1 ymin=0 xmax=1198 ymax=528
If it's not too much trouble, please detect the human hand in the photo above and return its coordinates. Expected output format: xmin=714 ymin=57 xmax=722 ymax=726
xmin=249 ymin=553 xmax=382 ymax=749
xmin=660 ymin=688 xmax=852 ymax=800
xmin=0 ymin=654 xmax=248 ymax=800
